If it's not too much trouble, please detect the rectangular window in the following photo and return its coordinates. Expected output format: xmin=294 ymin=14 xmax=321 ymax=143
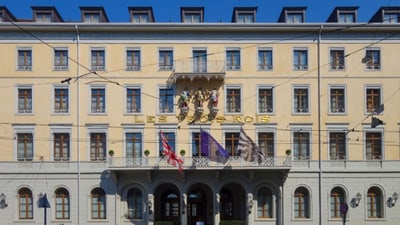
xmin=237 ymin=13 xmax=255 ymax=23
xmin=36 ymin=12 xmax=52 ymax=23
xmin=338 ymin=12 xmax=355 ymax=23
xmin=91 ymin=49 xmax=105 ymax=71
xmin=383 ymin=12 xmax=400 ymax=23
xmin=365 ymin=132 xmax=382 ymax=160
xmin=191 ymin=132 xmax=201 ymax=156
xmin=293 ymin=131 xmax=310 ymax=160
xmin=330 ymin=49 xmax=345 ymax=70
xmin=287 ymin=13 xmax=303 ymax=23
xmin=159 ymin=87 xmax=174 ymax=113
xmin=226 ymin=49 xmax=241 ymax=70
xmin=84 ymin=13 xmax=100 ymax=23
xmin=159 ymin=49 xmax=173 ymax=70
xmin=126 ymin=49 xmax=141 ymax=71
xmin=193 ymin=50 xmax=207 ymax=73
xmin=225 ymin=132 xmax=240 ymax=156
xmin=54 ymin=133 xmax=70 ymax=161
xmin=159 ymin=132 xmax=175 ymax=156
xmin=258 ymin=132 xmax=274 ymax=157
xmin=126 ymin=87 xmax=141 ymax=113
xmin=90 ymin=133 xmax=107 ymax=161
xmin=132 ymin=13 xmax=149 ymax=23
xmin=225 ymin=87 xmax=241 ymax=113
xmin=17 ymin=133 xmax=34 ymax=161
xmin=293 ymin=86 xmax=309 ymax=113
xmin=329 ymin=132 xmax=346 ymax=160
xmin=329 ymin=86 xmax=346 ymax=113
xmin=258 ymin=48 xmax=273 ymax=70
xmin=17 ymin=49 xmax=32 ymax=71
xmin=91 ymin=87 xmax=106 ymax=113
xmin=18 ymin=87 xmax=33 ymax=114
xmin=293 ymin=49 xmax=308 ymax=70
xmin=126 ymin=133 xmax=142 ymax=158
xmin=258 ymin=87 xmax=274 ymax=113
xmin=365 ymin=49 xmax=380 ymax=70
xmin=54 ymin=87 xmax=69 ymax=113
xmin=184 ymin=13 xmax=201 ymax=23
xmin=54 ymin=49 xmax=69 ymax=70
xmin=365 ymin=86 xmax=381 ymax=113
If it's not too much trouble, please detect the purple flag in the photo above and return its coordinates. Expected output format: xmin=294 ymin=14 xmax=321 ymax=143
xmin=200 ymin=130 xmax=229 ymax=163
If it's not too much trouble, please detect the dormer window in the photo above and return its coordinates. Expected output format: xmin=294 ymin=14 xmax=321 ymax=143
xmin=84 ymin=13 xmax=100 ymax=23
xmin=232 ymin=7 xmax=257 ymax=23
xmin=129 ymin=7 xmax=154 ymax=23
xmin=80 ymin=7 xmax=109 ymax=23
xmin=338 ymin=12 xmax=356 ymax=23
xmin=278 ymin=7 xmax=306 ymax=23
xmin=181 ymin=7 xmax=204 ymax=23
xmin=383 ymin=11 xmax=400 ymax=23
xmin=36 ymin=12 xmax=52 ymax=23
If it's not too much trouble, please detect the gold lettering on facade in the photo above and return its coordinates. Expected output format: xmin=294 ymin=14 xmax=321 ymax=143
xmin=158 ymin=116 xmax=167 ymax=123
xmin=134 ymin=116 xmax=144 ymax=123
xmin=257 ymin=115 xmax=270 ymax=123
xmin=199 ymin=115 xmax=208 ymax=123
xmin=215 ymin=116 xmax=225 ymax=123
xmin=244 ymin=116 xmax=254 ymax=123
xmin=147 ymin=116 xmax=156 ymax=123
xmin=233 ymin=115 xmax=243 ymax=123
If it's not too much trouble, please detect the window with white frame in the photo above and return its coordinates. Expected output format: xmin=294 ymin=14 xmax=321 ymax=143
xmin=329 ymin=85 xmax=346 ymax=113
xmin=330 ymin=48 xmax=345 ymax=70
xmin=91 ymin=188 xmax=106 ymax=219
xmin=126 ymin=48 xmax=141 ymax=71
xmin=293 ymin=49 xmax=308 ymax=70
xmin=191 ymin=131 xmax=201 ymax=157
xmin=365 ymin=85 xmax=381 ymax=114
xmin=258 ymin=86 xmax=274 ymax=113
xmin=293 ymin=85 xmax=310 ymax=113
xmin=126 ymin=132 xmax=143 ymax=158
xmin=158 ymin=86 xmax=174 ymax=113
xmin=328 ymin=131 xmax=347 ymax=160
xmin=84 ymin=13 xmax=100 ymax=23
xmin=338 ymin=12 xmax=356 ymax=23
xmin=18 ymin=187 xmax=33 ymax=219
xmin=330 ymin=187 xmax=346 ymax=219
xmin=383 ymin=11 xmax=400 ymax=23
xmin=226 ymin=48 xmax=241 ymax=70
xmin=90 ymin=132 xmax=107 ymax=161
xmin=132 ymin=13 xmax=150 ymax=23
xmin=225 ymin=131 xmax=240 ymax=156
xmin=17 ymin=48 xmax=32 ymax=71
xmin=53 ymin=86 xmax=69 ymax=113
xmin=292 ymin=127 xmax=311 ymax=160
xmin=55 ymin=188 xmax=70 ymax=220
xmin=294 ymin=187 xmax=310 ymax=218
xmin=159 ymin=48 xmax=174 ymax=70
xmin=237 ymin=13 xmax=255 ymax=23
xmin=90 ymin=86 xmax=106 ymax=113
xmin=225 ymin=86 xmax=241 ymax=113
xmin=286 ymin=12 xmax=304 ymax=23
xmin=159 ymin=131 xmax=176 ymax=156
xmin=90 ymin=48 xmax=105 ymax=71
xmin=183 ymin=12 xmax=202 ymax=23
xmin=36 ymin=12 xmax=52 ymax=23
xmin=126 ymin=86 xmax=141 ymax=113
xmin=258 ymin=48 xmax=273 ymax=70
xmin=365 ymin=131 xmax=382 ymax=160
xmin=53 ymin=132 xmax=70 ymax=161
xmin=14 ymin=125 xmax=35 ymax=161
xmin=17 ymin=86 xmax=33 ymax=114
xmin=257 ymin=187 xmax=274 ymax=218
xmin=193 ymin=49 xmax=207 ymax=73
xmin=364 ymin=48 xmax=380 ymax=70
xmin=54 ymin=48 xmax=69 ymax=70
xmin=258 ymin=131 xmax=275 ymax=157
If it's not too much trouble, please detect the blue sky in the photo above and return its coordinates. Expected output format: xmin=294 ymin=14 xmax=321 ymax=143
xmin=1 ymin=0 xmax=400 ymax=22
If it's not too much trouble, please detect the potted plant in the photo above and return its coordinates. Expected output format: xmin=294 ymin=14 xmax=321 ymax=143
xmin=285 ymin=149 xmax=291 ymax=156
xmin=179 ymin=149 xmax=186 ymax=157
xmin=108 ymin=149 xmax=115 ymax=157
xmin=144 ymin=149 xmax=150 ymax=157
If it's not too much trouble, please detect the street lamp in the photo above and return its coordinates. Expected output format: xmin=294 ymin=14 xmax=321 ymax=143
xmin=0 ymin=193 xmax=7 ymax=208
xmin=355 ymin=192 xmax=362 ymax=207
xmin=38 ymin=193 xmax=51 ymax=225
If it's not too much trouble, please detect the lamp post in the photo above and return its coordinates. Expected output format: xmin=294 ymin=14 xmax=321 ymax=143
xmin=38 ymin=193 xmax=51 ymax=225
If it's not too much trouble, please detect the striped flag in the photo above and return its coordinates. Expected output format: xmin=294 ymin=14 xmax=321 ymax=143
xmin=160 ymin=131 xmax=183 ymax=172
xmin=237 ymin=128 xmax=263 ymax=162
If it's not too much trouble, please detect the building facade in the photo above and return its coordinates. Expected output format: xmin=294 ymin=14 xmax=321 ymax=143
xmin=0 ymin=4 xmax=400 ymax=225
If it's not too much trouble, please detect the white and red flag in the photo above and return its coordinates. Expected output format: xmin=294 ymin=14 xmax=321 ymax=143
xmin=160 ymin=131 xmax=183 ymax=173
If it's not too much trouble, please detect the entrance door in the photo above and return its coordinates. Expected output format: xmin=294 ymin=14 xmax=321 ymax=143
xmin=187 ymin=189 xmax=206 ymax=225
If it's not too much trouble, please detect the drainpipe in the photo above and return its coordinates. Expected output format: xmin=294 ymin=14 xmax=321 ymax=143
xmin=75 ymin=24 xmax=81 ymax=225
xmin=317 ymin=25 xmax=323 ymax=225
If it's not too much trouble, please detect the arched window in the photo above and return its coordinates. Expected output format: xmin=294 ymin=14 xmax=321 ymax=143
xmin=127 ymin=188 xmax=143 ymax=219
xmin=18 ymin=188 xmax=33 ymax=219
xmin=330 ymin=187 xmax=345 ymax=218
xmin=91 ymin=188 xmax=106 ymax=219
xmin=367 ymin=187 xmax=383 ymax=218
xmin=294 ymin=187 xmax=310 ymax=218
xmin=257 ymin=187 xmax=273 ymax=218
xmin=220 ymin=189 xmax=233 ymax=220
xmin=55 ymin=188 xmax=70 ymax=219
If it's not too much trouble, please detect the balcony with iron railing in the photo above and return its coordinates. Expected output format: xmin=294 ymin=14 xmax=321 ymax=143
xmin=172 ymin=60 xmax=225 ymax=82
xmin=107 ymin=156 xmax=292 ymax=170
